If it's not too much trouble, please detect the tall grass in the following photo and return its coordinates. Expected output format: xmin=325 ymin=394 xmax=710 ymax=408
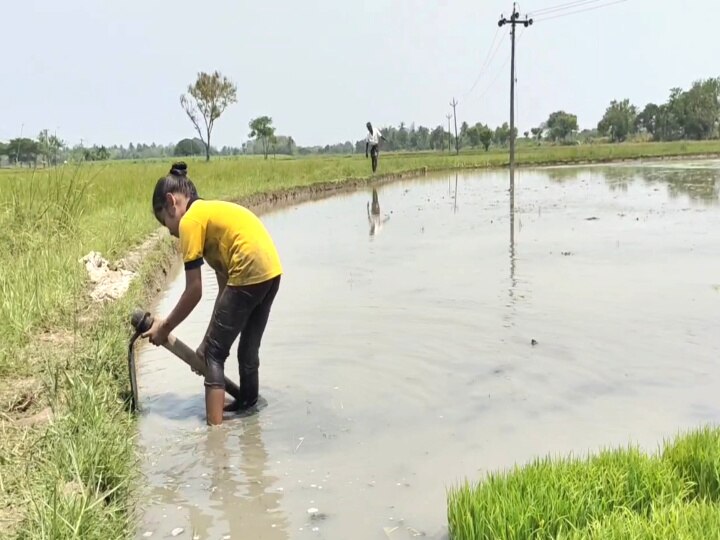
xmin=0 ymin=165 xmax=91 ymax=375
xmin=4 ymin=238 xmax=176 ymax=540
xmin=447 ymin=426 xmax=720 ymax=540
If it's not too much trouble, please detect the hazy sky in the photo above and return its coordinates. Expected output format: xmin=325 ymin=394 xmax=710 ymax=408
xmin=1 ymin=0 xmax=718 ymax=148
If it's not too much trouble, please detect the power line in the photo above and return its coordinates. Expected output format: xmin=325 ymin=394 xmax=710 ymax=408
xmin=462 ymin=27 xmax=503 ymax=99
xmin=533 ymin=0 xmax=627 ymax=22
xmin=528 ymin=0 xmax=609 ymax=16
xmin=467 ymin=39 xmax=507 ymax=100
xmin=476 ymin=53 xmax=511 ymax=102
xmin=474 ymin=28 xmax=526 ymax=103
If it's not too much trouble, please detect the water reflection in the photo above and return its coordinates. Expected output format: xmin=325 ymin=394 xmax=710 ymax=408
xmin=505 ymin=170 xmax=518 ymax=328
xmin=190 ymin=420 xmax=289 ymax=539
xmin=543 ymin=163 xmax=720 ymax=203
xmin=367 ymin=188 xmax=390 ymax=236
xmin=509 ymin=171 xmax=516 ymax=293
xmin=453 ymin=174 xmax=458 ymax=213
xmin=643 ymin=168 xmax=720 ymax=203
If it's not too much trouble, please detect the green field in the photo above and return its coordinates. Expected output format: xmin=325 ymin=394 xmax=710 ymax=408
xmin=447 ymin=426 xmax=720 ymax=539
xmin=1 ymin=141 xmax=719 ymax=538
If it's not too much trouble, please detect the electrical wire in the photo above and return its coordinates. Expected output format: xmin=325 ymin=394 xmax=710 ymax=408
xmin=533 ymin=0 xmax=627 ymax=22
xmin=528 ymin=0 xmax=609 ymax=16
xmin=462 ymin=27 xmax=503 ymax=100
xmin=474 ymin=28 xmax=527 ymax=103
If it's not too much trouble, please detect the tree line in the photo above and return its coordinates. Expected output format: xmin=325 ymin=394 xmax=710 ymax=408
xmin=2 ymin=74 xmax=717 ymax=166
xmin=596 ymin=77 xmax=720 ymax=142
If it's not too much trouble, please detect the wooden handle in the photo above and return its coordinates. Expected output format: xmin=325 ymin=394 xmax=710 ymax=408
xmin=130 ymin=308 xmax=242 ymax=401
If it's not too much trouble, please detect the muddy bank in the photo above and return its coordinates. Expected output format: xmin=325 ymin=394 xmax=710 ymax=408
xmin=237 ymin=167 xmax=432 ymax=215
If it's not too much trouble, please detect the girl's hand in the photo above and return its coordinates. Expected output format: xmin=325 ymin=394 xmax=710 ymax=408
xmin=142 ymin=318 xmax=170 ymax=346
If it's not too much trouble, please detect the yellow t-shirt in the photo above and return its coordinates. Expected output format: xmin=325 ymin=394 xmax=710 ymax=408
xmin=179 ymin=199 xmax=282 ymax=286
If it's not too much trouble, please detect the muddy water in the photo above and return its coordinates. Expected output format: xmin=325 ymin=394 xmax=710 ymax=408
xmin=135 ymin=160 xmax=720 ymax=540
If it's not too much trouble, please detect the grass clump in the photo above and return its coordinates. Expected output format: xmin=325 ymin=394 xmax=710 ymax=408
xmin=564 ymin=501 xmax=720 ymax=539
xmin=6 ymin=237 xmax=176 ymax=540
xmin=662 ymin=425 xmax=720 ymax=502
xmin=447 ymin=426 xmax=720 ymax=540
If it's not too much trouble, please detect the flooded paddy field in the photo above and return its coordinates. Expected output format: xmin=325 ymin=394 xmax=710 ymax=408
xmin=135 ymin=160 xmax=720 ymax=539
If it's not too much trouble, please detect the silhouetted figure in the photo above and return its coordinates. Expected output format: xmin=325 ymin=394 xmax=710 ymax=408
xmin=365 ymin=122 xmax=387 ymax=174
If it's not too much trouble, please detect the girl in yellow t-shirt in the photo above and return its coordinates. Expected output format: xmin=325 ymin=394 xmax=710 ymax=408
xmin=143 ymin=162 xmax=282 ymax=426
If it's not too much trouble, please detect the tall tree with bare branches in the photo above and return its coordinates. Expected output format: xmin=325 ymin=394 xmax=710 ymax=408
xmin=180 ymin=71 xmax=237 ymax=162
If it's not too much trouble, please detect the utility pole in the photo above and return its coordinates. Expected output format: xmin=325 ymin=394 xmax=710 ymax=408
xmin=499 ymin=3 xmax=532 ymax=176
xmin=446 ymin=113 xmax=453 ymax=153
xmin=16 ymin=123 xmax=24 ymax=165
xmin=450 ymin=98 xmax=459 ymax=155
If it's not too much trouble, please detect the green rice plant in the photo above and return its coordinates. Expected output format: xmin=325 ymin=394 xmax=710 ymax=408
xmin=562 ymin=500 xmax=720 ymax=539
xmin=447 ymin=446 xmax=689 ymax=539
xmin=662 ymin=425 xmax=720 ymax=502
xmin=447 ymin=427 xmax=720 ymax=540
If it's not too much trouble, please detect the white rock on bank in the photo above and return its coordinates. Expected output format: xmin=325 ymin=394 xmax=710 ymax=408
xmin=79 ymin=251 xmax=137 ymax=302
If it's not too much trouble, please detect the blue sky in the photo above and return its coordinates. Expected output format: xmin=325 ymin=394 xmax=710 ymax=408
xmin=1 ymin=0 xmax=717 ymax=147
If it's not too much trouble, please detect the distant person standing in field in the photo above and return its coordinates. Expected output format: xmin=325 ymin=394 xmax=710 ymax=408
xmin=365 ymin=122 xmax=387 ymax=174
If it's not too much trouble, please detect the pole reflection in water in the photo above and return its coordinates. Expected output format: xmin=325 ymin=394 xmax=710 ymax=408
xmin=454 ymin=173 xmax=459 ymax=214
xmin=505 ymin=169 xmax=518 ymax=327
xmin=510 ymin=169 xmax=516 ymax=291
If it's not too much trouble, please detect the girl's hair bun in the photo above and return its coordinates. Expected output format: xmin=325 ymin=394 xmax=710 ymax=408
xmin=169 ymin=161 xmax=188 ymax=176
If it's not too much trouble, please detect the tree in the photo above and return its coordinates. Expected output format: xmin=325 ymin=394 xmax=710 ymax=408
xmin=429 ymin=125 xmax=446 ymax=150
xmin=174 ymin=138 xmax=206 ymax=157
xmin=545 ymin=111 xmax=578 ymax=142
xmin=636 ymin=103 xmax=660 ymax=138
xmin=7 ymin=138 xmax=39 ymax=166
xmin=83 ymin=145 xmax=110 ymax=161
xmin=597 ymin=99 xmax=638 ymax=142
xmin=396 ymin=122 xmax=408 ymax=149
xmin=248 ymin=116 xmax=276 ymax=160
xmin=494 ymin=123 xmax=511 ymax=146
xmin=478 ymin=126 xmax=493 ymax=151
xmin=531 ymin=126 xmax=544 ymax=141
xmin=37 ymin=129 xmax=65 ymax=166
xmin=460 ymin=121 xmax=470 ymax=147
xmin=415 ymin=126 xmax=430 ymax=150
xmin=675 ymin=78 xmax=720 ymax=140
xmin=466 ymin=126 xmax=480 ymax=148
xmin=661 ymin=88 xmax=687 ymax=141
xmin=180 ymin=70 xmax=237 ymax=162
